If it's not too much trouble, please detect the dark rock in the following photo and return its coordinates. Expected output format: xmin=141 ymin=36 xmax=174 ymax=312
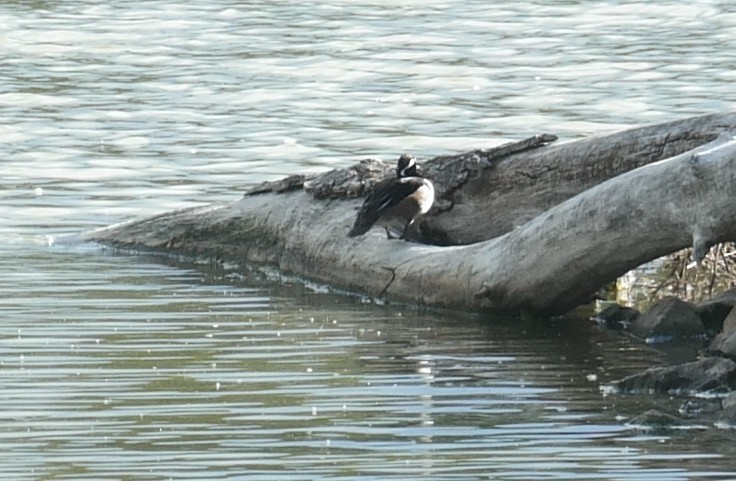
xmin=696 ymin=288 xmax=736 ymax=332
xmin=705 ymin=306 xmax=736 ymax=358
xmin=625 ymin=409 xmax=686 ymax=431
xmin=717 ymin=392 xmax=736 ymax=428
xmin=655 ymin=340 xmax=706 ymax=366
xmin=593 ymin=304 xmax=640 ymax=330
xmin=631 ymin=296 xmax=705 ymax=341
xmin=723 ymin=391 xmax=736 ymax=410
xmin=709 ymin=328 xmax=736 ymax=359
xmin=611 ymin=356 xmax=736 ymax=394
xmin=721 ymin=306 xmax=736 ymax=337
xmin=677 ymin=399 xmax=720 ymax=418
xmin=678 ymin=400 xmax=704 ymax=416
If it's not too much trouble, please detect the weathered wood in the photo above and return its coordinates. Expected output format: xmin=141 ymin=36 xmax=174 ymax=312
xmin=83 ymin=113 xmax=736 ymax=316
xmin=427 ymin=112 xmax=736 ymax=244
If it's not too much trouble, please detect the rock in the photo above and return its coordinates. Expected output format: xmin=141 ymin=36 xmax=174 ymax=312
xmin=709 ymin=328 xmax=736 ymax=358
xmin=593 ymin=304 xmax=640 ymax=330
xmin=677 ymin=399 xmax=721 ymax=418
xmin=696 ymin=289 xmax=736 ymax=332
xmin=631 ymin=296 xmax=705 ymax=341
xmin=611 ymin=356 xmax=736 ymax=394
xmin=723 ymin=391 xmax=736 ymax=410
xmin=704 ymin=303 xmax=736 ymax=358
xmin=677 ymin=400 xmax=704 ymax=417
xmin=717 ymin=392 xmax=736 ymax=428
xmin=625 ymin=409 xmax=686 ymax=431
xmin=721 ymin=306 xmax=736 ymax=337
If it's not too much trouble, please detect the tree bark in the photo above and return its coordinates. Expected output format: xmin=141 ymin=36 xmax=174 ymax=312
xmin=83 ymin=112 xmax=736 ymax=316
xmin=423 ymin=112 xmax=736 ymax=244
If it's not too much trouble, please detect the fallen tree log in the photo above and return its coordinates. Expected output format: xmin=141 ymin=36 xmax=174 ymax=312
xmin=83 ymin=112 xmax=736 ymax=316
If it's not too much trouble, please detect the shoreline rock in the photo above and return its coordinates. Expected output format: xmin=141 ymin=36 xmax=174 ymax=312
xmin=600 ymin=291 xmax=736 ymax=429
xmin=630 ymin=296 xmax=705 ymax=342
xmin=610 ymin=356 xmax=736 ymax=395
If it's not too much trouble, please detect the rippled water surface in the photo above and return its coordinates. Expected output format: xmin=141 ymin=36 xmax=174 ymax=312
xmin=3 ymin=1 xmax=736 ymax=479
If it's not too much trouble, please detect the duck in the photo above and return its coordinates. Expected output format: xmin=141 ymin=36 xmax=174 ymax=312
xmin=348 ymin=154 xmax=435 ymax=240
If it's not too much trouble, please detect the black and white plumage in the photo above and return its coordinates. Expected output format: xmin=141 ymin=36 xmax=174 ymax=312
xmin=348 ymin=154 xmax=435 ymax=239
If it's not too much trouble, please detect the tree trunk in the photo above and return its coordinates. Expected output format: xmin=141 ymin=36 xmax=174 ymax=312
xmin=83 ymin=112 xmax=736 ymax=316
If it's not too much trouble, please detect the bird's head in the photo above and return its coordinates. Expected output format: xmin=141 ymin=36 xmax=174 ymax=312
xmin=396 ymin=154 xmax=419 ymax=178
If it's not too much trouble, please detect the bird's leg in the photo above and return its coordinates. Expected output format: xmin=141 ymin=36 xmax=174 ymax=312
xmin=385 ymin=226 xmax=397 ymax=240
xmin=400 ymin=219 xmax=414 ymax=240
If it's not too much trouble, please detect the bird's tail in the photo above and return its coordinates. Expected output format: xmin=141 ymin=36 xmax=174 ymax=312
xmin=348 ymin=223 xmax=370 ymax=237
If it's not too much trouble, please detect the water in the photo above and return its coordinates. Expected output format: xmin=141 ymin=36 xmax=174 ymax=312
xmin=2 ymin=1 xmax=736 ymax=479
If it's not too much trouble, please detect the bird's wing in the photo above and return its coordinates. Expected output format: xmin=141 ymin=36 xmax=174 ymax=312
xmin=348 ymin=178 xmax=423 ymax=236
xmin=367 ymin=177 xmax=423 ymax=215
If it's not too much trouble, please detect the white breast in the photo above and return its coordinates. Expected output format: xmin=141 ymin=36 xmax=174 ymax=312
xmin=414 ymin=178 xmax=435 ymax=214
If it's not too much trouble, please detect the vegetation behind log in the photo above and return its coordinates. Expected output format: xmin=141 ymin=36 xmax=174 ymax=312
xmin=617 ymin=243 xmax=736 ymax=310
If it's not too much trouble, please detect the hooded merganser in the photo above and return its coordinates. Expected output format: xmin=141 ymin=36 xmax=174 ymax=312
xmin=348 ymin=154 xmax=435 ymax=239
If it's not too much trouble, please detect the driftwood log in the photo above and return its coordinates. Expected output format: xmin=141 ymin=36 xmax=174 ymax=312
xmin=83 ymin=112 xmax=736 ymax=316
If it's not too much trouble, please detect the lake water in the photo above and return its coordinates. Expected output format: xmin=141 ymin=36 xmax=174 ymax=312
xmin=2 ymin=1 xmax=736 ymax=479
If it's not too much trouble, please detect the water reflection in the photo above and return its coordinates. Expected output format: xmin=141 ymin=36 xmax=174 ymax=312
xmin=1 ymin=244 xmax=728 ymax=479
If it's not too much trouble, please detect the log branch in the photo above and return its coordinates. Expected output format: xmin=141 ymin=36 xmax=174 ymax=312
xmin=428 ymin=112 xmax=736 ymax=244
